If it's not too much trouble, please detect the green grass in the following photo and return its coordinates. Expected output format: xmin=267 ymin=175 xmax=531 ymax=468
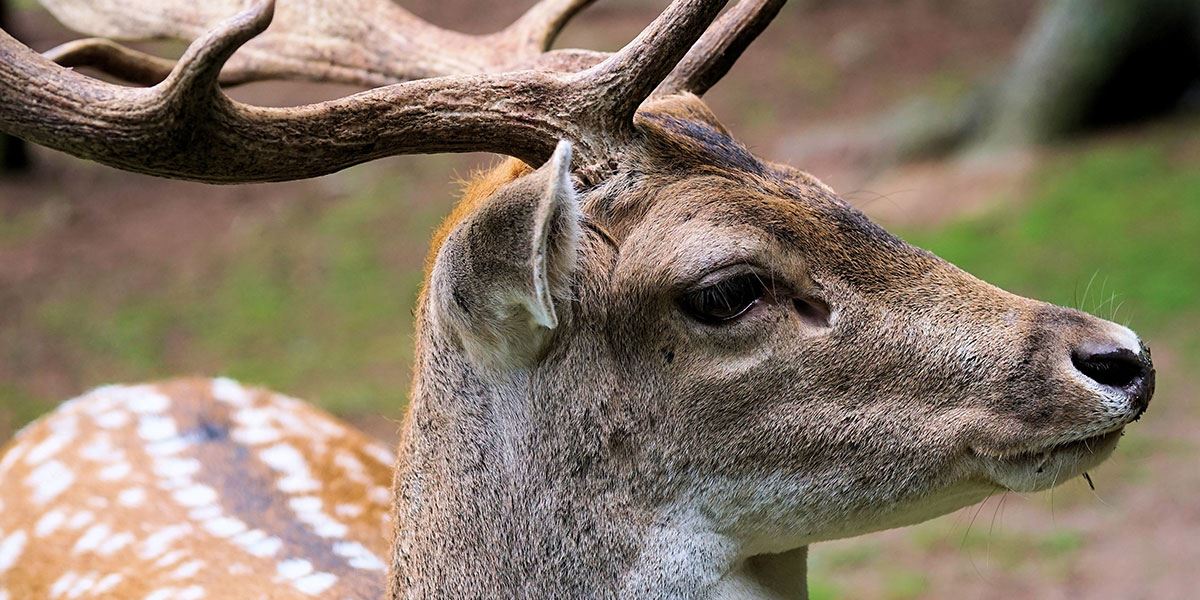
xmin=882 ymin=569 xmax=929 ymax=600
xmin=807 ymin=576 xmax=844 ymax=600
xmin=187 ymin=180 xmax=435 ymax=415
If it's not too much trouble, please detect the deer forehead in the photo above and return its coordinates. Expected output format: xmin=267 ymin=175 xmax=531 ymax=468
xmin=604 ymin=178 xmax=841 ymax=282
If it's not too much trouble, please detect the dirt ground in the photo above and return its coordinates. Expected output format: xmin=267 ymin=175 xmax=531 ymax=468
xmin=2 ymin=0 xmax=1197 ymax=598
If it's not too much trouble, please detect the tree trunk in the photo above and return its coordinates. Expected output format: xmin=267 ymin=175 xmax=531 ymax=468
xmin=983 ymin=0 xmax=1200 ymax=147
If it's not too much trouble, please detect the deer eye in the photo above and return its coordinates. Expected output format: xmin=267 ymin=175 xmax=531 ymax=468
xmin=680 ymin=273 xmax=767 ymax=324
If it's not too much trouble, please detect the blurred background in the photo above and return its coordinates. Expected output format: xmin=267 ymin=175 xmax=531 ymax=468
xmin=1 ymin=0 xmax=1198 ymax=597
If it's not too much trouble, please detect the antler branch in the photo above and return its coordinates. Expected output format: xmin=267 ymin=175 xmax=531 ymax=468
xmin=1 ymin=0 xmax=734 ymax=183
xmin=660 ymin=0 xmax=787 ymax=96
xmin=574 ymin=0 xmax=729 ymax=132
xmin=38 ymin=0 xmax=600 ymax=87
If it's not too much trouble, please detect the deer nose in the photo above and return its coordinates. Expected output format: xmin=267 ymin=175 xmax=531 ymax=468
xmin=1071 ymin=341 xmax=1155 ymax=414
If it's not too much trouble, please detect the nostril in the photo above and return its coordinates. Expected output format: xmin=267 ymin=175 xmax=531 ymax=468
xmin=1071 ymin=348 xmax=1147 ymax=388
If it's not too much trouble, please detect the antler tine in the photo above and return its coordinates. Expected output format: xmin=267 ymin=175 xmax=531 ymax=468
xmin=165 ymin=0 xmax=274 ymax=97
xmin=575 ymin=0 xmax=729 ymax=134
xmin=44 ymin=39 xmax=176 ymax=87
xmin=496 ymin=0 xmax=599 ymax=55
xmin=37 ymin=0 xmax=599 ymax=89
xmin=659 ymin=0 xmax=787 ymax=96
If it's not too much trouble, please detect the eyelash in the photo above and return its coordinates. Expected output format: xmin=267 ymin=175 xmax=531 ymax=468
xmin=679 ymin=271 xmax=770 ymax=325
xmin=677 ymin=268 xmax=832 ymax=329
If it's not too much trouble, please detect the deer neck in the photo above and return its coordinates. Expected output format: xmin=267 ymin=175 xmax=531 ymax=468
xmin=387 ymin=326 xmax=809 ymax=598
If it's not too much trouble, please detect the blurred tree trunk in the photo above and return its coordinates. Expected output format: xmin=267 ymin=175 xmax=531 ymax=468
xmin=0 ymin=0 xmax=31 ymax=173
xmin=983 ymin=0 xmax=1200 ymax=147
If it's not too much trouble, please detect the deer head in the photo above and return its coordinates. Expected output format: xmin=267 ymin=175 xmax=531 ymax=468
xmin=0 ymin=0 xmax=1154 ymax=597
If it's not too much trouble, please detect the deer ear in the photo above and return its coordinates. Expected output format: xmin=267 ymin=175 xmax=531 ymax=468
xmin=430 ymin=141 xmax=581 ymax=365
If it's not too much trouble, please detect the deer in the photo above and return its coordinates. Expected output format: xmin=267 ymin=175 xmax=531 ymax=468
xmin=0 ymin=0 xmax=1157 ymax=597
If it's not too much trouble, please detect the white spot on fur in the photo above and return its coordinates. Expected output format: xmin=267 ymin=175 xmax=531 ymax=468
xmin=289 ymin=496 xmax=322 ymax=513
xmin=65 ymin=571 xmax=97 ymax=599
xmin=146 ymin=439 xmax=190 ymax=456
xmin=235 ymin=408 xmax=272 ymax=428
xmin=334 ymin=451 xmax=369 ymax=485
xmin=93 ymin=573 xmax=123 ymax=594
xmin=308 ymin=415 xmax=346 ymax=439
xmin=230 ymin=528 xmax=274 ymax=556
xmin=118 ymin=487 xmax=147 ymax=507
xmin=0 ymin=442 xmax=28 ymax=478
xmin=288 ymin=495 xmax=348 ymax=538
xmin=188 ymin=505 xmax=222 ymax=521
xmin=138 ymin=524 xmax=191 ymax=559
xmin=35 ymin=509 xmax=67 ymax=537
xmin=0 ymin=529 xmax=28 ymax=572
xmin=204 ymin=517 xmax=247 ymax=538
xmin=154 ymin=549 xmax=187 ymax=568
xmin=154 ymin=457 xmax=202 ymax=479
xmin=72 ymin=522 xmax=112 ymax=554
xmin=98 ymin=532 xmax=135 ymax=556
xmin=277 ymin=558 xmax=313 ymax=579
xmin=212 ymin=377 xmax=251 ymax=407
xmin=294 ymin=572 xmax=338 ymax=595
xmin=94 ymin=410 xmax=131 ymax=429
xmin=369 ymin=486 xmax=391 ymax=505
xmin=259 ymin=443 xmax=320 ymax=493
xmin=244 ymin=534 xmax=283 ymax=558
xmin=99 ymin=462 xmax=132 ymax=481
xmin=144 ymin=588 xmax=203 ymax=600
xmin=276 ymin=558 xmax=339 ymax=596
xmin=364 ymin=444 xmax=393 ymax=466
xmin=79 ymin=434 xmax=124 ymax=464
xmin=50 ymin=571 xmax=78 ymax=598
xmin=24 ymin=425 xmax=75 ymax=465
xmin=170 ymin=559 xmax=204 ymax=580
xmin=177 ymin=585 xmax=205 ymax=600
xmin=333 ymin=541 xmax=386 ymax=571
xmin=125 ymin=388 xmax=170 ymax=414
xmin=66 ymin=510 xmax=94 ymax=530
xmin=138 ymin=415 xmax=178 ymax=442
xmin=25 ymin=459 xmax=75 ymax=504
xmin=172 ymin=484 xmax=218 ymax=507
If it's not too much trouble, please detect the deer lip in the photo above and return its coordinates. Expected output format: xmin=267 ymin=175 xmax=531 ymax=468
xmin=1032 ymin=428 xmax=1123 ymax=463
xmin=975 ymin=427 xmax=1125 ymax=465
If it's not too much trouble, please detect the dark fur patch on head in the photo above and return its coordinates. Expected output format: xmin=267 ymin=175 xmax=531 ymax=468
xmin=637 ymin=112 xmax=766 ymax=178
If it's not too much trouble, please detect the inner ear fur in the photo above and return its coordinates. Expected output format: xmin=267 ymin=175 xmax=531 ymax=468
xmin=430 ymin=141 xmax=581 ymax=366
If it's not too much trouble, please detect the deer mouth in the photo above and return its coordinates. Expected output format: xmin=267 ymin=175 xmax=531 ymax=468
xmin=1023 ymin=428 xmax=1123 ymax=469
xmin=976 ymin=427 xmax=1125 ymax=492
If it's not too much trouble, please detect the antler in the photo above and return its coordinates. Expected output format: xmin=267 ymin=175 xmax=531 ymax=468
xmin=660 ymin=0 xmax=787 ymax=96
xmin=0 ymin=0 xmax=730 ymax=183
xmin=37 ymin=0 xmax=598 ymax=87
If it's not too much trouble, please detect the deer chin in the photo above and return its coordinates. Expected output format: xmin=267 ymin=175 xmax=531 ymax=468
xmin=978 ymin=427 xmax=1124 ymax=493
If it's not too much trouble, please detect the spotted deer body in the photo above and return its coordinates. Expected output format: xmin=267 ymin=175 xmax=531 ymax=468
xmin=0 ymin=379 xmax=393 ymax=598
xmin=0 ymin=0 xmax=1156 ymax=598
